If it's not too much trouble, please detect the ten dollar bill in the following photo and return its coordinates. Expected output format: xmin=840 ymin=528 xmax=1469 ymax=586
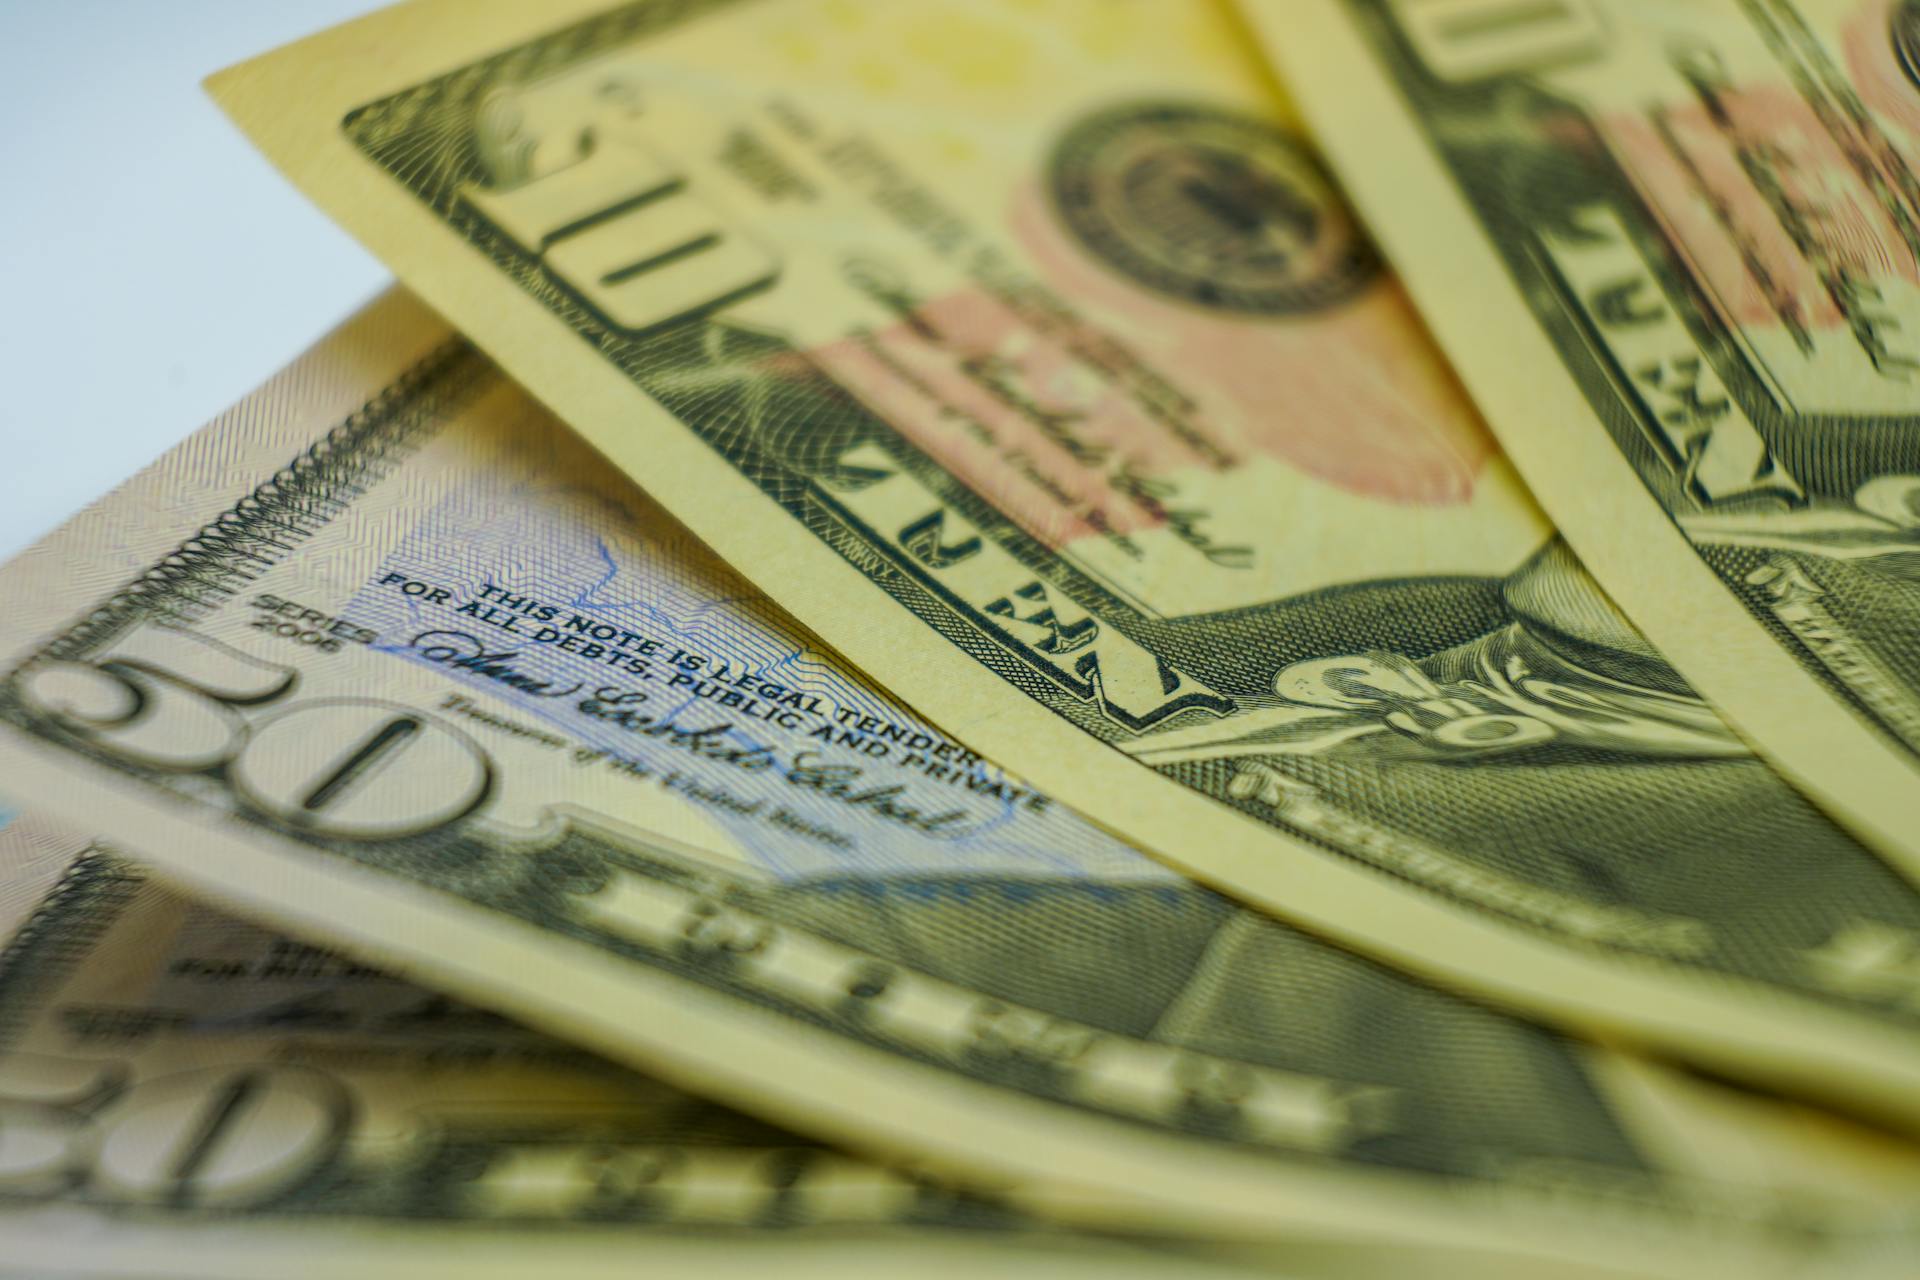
xmin=1239 ymin=0 xmax=1920 ymax=874
xmin=201 ymin=0 xmax=1920 ymax=1126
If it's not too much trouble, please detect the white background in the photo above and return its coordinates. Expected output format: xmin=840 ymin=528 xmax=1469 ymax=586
xmin=0 ymin=1 xmax=389 ymax=561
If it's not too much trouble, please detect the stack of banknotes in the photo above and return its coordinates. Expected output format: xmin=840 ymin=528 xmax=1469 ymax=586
xmin=7 ymin=1 xmax=1920 ymax=1275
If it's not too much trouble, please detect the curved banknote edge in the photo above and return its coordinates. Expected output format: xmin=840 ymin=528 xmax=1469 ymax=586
xmin=0 ymin=809 xmax=1726 ymax=1280
xmin=1 ymin=294 xmax=1917 ymax=1277
xmin=196 ymin=0 xmax=1920 ymax=1131
xmin=1235 ymin=0 xmax=1920 ymax=872
xmin=0 ymin=808 xmax=1266 ymax=1280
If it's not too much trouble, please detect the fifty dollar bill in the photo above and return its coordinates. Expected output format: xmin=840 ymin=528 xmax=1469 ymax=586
xmin=0 ymin=291 xmax=1915 ymax=1274
xmin=0 ymin=807 xmax=1275 ymax=1280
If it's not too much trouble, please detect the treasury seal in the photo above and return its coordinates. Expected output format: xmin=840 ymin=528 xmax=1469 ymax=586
xmin=1047 ymin=100 xmax=1381 ymax=316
